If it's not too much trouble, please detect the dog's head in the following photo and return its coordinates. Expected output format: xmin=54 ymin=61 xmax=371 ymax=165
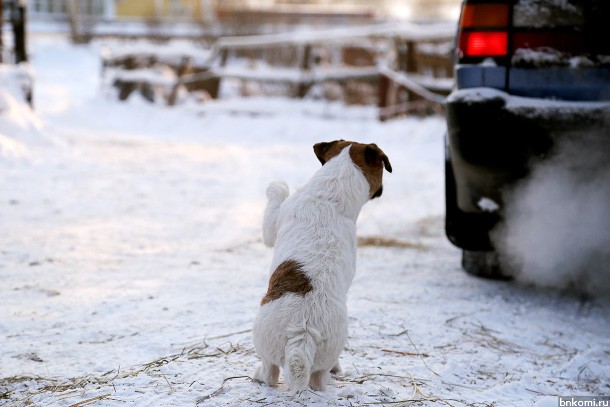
xmin=313 ymin=140 xmax=392 ymax=199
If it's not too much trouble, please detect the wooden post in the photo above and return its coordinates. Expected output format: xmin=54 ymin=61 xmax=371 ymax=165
xmin=378 ymin=73 xmax=389 ymax=108
xmin=297 ymin=44 xmax=311 ymax=98
xmin=12 ymin=0 xmax=28 ymax=63
xmin=405 ymin=40 xmax=417 ymax=73
xmin=0 ymin=0 xmax=3 ymax=63
xmin=167 ymin=56 xmax=191 ymax=106
xmin=68 ymin=0 xmax=82 ymax=43
xmin=219 ymin=48 xmax=229 ymax=67
xmin=394 ymin=38 xmax=407 ymax=72
xmin=404 ymin=40 xmax=418 ymax=103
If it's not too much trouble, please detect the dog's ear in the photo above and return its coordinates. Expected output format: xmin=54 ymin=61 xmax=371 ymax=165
xmin=365 ymin=144 xmax=392 ymax=173
xmin=313 ymin=140 xmax=344 ymax=165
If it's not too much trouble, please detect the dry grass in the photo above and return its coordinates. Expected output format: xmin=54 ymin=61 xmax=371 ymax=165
xmin=357 ymin=236 xmax=427 ymax=250
xmin=0 ymin=334 xmax=252 ymax=405
xmin=1 ymin=328 xmax=499 ymax=406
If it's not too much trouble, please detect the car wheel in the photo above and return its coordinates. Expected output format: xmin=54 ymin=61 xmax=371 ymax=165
xmin=461 ymin=250 xmax=511 ymax=280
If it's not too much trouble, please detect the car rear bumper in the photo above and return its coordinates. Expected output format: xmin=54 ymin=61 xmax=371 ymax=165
xmin=456 ymin=66 xmax=610 ymax=101
xmin=446 ymin=88 xmax=610 ymax=214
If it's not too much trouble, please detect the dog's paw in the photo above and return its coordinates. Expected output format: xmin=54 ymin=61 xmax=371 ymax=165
xmin=252 ymin=366 xmax=266 ymax=384
xmin=266 ymin=181 xmax=289 ymax=203
xmin=309 ymin=370 xmax=330 ymax=391
xmin=253 ymin=363 xmax=280 ymax=387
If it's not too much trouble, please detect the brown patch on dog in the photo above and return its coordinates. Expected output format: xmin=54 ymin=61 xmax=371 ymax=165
xmin=313 ymin=140 xmax=392 ymax=199
xmin=261 ymin=260 xmax=312 ymax=305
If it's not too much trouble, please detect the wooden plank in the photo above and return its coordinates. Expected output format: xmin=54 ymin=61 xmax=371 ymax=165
xmin=378 ymin=65 xmax=446 ymax=105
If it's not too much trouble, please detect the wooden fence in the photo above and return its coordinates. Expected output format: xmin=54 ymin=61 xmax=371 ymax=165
xmin=103 ymin=22 xmax=455 ymax=120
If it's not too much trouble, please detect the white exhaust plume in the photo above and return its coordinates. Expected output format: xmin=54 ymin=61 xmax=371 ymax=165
xmin=492 ymin=129 xmax=610 ymax=296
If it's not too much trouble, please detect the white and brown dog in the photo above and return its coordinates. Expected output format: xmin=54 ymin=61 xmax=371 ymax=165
xmin=252 ymin=140 xmax=392 ymax=393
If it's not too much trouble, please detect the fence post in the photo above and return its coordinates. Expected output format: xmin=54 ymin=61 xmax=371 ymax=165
xmin=68 ymin=0 xmax=83 ymax=43
xmin=219 ymin=48 xmax=229 ymax=67
xmin=0 ymin=0 xmax=3 ymax=63
xmin=297 ymin=44 xmax=311 ymax=98
xmin=12 ymin=0 xmax=28 ymax=63
xmin=394 ymin=38 xmax=407 ymax=72
xmin=405 ymin=40 xmax=417 ymax=73
xmin=404 ymin=40 xmax=418 ymax=104
xmin=378 ymin=72 xmax=389 ymax=121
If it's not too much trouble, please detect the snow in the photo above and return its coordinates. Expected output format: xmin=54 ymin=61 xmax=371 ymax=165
xmin=106 ymin=66 xmax=178 ymax=87
xmin=513 ymin=0 xmax=583 ymax=28
xmin=221 ymin=65 xmax=380 ymax=84
xmin=447 ymin=87 xmax=610 ymax=114
xmin=0 ymin=65 xmax=41 ymax=159
xmin=213 ymin=21 xmax=455 ymax=50
xmin=102 ymin=40 xmax=214 ymax=67
xmin=512 ymin=49 xmax=602 ymax=69
xmin=446 ymin=87 xmax=507 ymax=104
xmin=379 ymin=65 xmax=447 ymax=104
xmin=1 ymin=35 xmax=609 ymax=406
xmin=512 ymin=48 xmax=569 ymax=67
xmin=477 ymin=197 xmax=500 ymax=213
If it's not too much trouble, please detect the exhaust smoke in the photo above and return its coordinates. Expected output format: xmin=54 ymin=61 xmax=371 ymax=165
xmin=492 ymin=129 xmax=610 ymax=296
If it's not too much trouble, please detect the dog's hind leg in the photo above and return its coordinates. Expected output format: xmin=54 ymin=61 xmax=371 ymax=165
xmin=309 ymin=370 xmax=330 ymax=391
xmin=253 ymin=360 xmax=280 ymax=387
xmin=262 ymin=181 xmax=289 ymax=247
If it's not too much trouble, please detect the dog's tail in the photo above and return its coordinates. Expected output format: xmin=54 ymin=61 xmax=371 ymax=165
xmin=263 ymin=181 xmax=289 ymax=248
xmin=284 ymin=322 xmax=321 ymax=393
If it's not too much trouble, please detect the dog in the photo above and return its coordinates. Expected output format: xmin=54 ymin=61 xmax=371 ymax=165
xmin=252 ymin=140 xmax=392 ymax=393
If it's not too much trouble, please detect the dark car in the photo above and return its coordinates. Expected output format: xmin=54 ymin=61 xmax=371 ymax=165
xmin=445 ymin=0 xmax=610 ymax=278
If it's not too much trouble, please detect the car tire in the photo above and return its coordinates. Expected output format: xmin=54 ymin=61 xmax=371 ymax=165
xmin=461 ymin=250 xmax=511 ymax=280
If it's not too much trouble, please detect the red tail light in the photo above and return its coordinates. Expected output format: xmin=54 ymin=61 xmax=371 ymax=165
xmin=457 ymin=0 xmax=602 ymax=73
xmin=457 ymin=3 xmax=510 ymax=61
xmin=460 ymin=31 xmax=508 ymax=57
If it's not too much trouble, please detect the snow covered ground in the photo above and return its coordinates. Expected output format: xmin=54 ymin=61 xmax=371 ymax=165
xmin=1 ymin=35 xmax=609 ymax=406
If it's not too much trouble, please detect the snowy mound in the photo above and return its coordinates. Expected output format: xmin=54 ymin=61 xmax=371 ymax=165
xmin=0 ymin=65 xmax=43 ymax=158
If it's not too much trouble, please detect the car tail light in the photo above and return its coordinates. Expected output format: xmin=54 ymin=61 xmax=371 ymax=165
xmin=460 ymin=4 xmax=510 ymax=28
xmin=460 ymin=32 xmax=508 ymax=57
xmin=457 ymin=2 xmax=511 ymax=61
xmin=457 ymin=1 xmax=596 ymax=65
